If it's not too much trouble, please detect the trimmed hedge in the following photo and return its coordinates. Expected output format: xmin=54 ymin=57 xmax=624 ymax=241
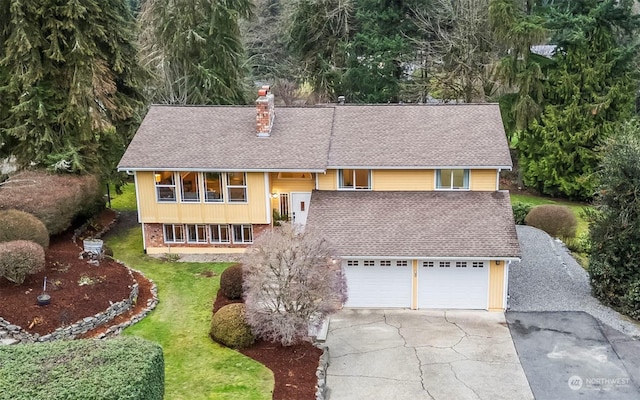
xmin=525 ymin=204 xmax=577 ymax=239
xmin=0 ymin=337 xmax=164 ymax=400
xmin=0 ymin=170 xmax=103 ymax=235
xmin=210 ymin=303 xmax=255 ymax=349
xmin=219 ymin=263 xmax=244 ymax=299
xmin=0 ymin=209 xmax=49 ymax=249
xmin=0 ymin=240 xmax=45 ymax=284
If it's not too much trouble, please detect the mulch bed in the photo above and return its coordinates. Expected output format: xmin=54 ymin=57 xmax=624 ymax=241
xmin=1 ymin=209 xmax=321 ymax=399
xmin=213 ymin=291 xmax=322 ymax=400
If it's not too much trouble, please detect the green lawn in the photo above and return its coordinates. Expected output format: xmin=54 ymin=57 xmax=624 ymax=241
xmin=510 ymin=193 xmax=591 ymax=237
xmin=105 ymin=185 xmax=273 ymax=400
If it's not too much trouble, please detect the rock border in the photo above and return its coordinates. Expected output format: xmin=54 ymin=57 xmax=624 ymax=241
xmin=315 ymin=344 xmax=330 ymax=400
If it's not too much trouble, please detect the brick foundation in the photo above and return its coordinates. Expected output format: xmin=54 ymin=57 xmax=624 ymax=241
xmin=143 ymin=223 xmax=271 ymax=251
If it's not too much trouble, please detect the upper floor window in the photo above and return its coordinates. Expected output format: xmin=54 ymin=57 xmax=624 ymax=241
xmin=339 ymin=169 xmax=371 ymax=190
xmin=227 ymin=172 xmax=247 ymax=202
xmin=155 ymin=171 xmax=176 ymax=202
xmin=204 ymin=172 xmax=223 ymax=202
xmin=180 ymin=172 xmax=200 ymax=202
xmin=436 ymin=169 xmax=469 ymax=190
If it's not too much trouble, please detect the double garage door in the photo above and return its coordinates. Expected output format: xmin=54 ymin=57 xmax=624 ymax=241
xmin=344 ymin=260 xmax=489 ymax=309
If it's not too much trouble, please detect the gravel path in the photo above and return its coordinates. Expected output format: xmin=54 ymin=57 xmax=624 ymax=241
xmin=509 ymin=225 xmax=640 ymax=337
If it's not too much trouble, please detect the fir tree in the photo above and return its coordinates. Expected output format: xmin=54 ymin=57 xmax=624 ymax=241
xmin=518 ymin=0 xmax=639 ymax=199
xmin=0 ymin=0 xmax=147 ymax=180
xmin=138 ymin=0 xmax=253 ymax=105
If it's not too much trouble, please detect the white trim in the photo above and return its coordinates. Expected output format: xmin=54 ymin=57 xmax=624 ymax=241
xmin=341 ymin=256 xmax=521 ymax=262
xmin=504 ymin=261 xmax=511 ymax=310
xmin=264 ymin=172 xmax=271 ymax=224
xmin=133 ymin=172 xmax=142 ymax=224
xmin=226 ymin=172 xmax=248 ymax=204
xmin=435 ymin=168 xmax=470 ymax=190
xmin=315 ymin=172 xmax=319 ymax=190
xmin=496 ymin=168 xmax=501 ymax=191
xmin=337 ymin=169 xmax=372 ymax=190
xmin=118 ymin=167 xmax=327 ymax=173
xmin=328 ymin=165 xmax=512 ymax=170
xmin=141 ymin=222 xmax=147 ymax=251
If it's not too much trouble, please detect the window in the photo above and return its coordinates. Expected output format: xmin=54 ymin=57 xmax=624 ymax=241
xmin=422 ymin=261 xmax=434 ymax=268
xmin=204 ymin=172 xmax=223 ymax=202
xmin=232 ymin=224 xmax=253 ymax=243
xmin=439 ymin=261 xmax=451 ymax=268
xmin=227 ymin=172 xmax=247 ymax=202
xmin=186 ymin=224 xmax=207 ymax=243
xmin=472 ymin=261 xmax=484 ymax=268
xmin=339 ymin=169 xmax=371 ymax=190
xmin=346 ymin=260 xmax=359 ymax=266
xmin=456 ymin=261 xmax=468 ymax=268
xmin=209 ymin=224 xmax=230 ymax=243
xmin=363 ymin=260 xmax=375 ymax=266
xmin=436 ymin=169 xmax=469 ymax=190
xmin=380 ymin=260 xmax=391 ymax=266
xmin=396 ymin=260 xmax=408 ymax=267
xmin=155 ymin=171 xmax=176 ymax=202
xmin=163 ymin=224 xmax=184 ymax=243
xmin=180 ymin=172 xmax=200 ymax=202
xmin=279 ymin=193 xmax=289 ymax=220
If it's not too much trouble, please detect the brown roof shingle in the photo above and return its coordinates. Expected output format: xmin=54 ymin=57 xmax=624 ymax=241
xmin=118 ymin=103 xmax=512 ymax=171
xmin=306 ymin=190 xmax=520 ymax=259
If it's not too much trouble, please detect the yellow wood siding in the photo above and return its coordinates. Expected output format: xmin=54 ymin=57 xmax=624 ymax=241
xmin=488 ymin=261 xmax=505 ymax=311
xmin=270 ymin=173 xmax=316 ymax=193
xmin=317 ymin=170 xmax=337 ymax=190
xmin=470 ymin=169 xmax=497 ymax=191
xmin=137 ymin=171 xmax=268 ymax=224
xmin=373 ymin=170 xmax=434 ymax=190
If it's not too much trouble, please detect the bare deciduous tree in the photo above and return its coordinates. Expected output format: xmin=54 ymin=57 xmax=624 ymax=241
xmin=243 ymin=223 xmax=347 ymax=346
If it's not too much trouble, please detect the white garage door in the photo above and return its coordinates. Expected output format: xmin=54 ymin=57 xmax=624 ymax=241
xmin=344 ymin=260 xmax=412 ymax=308
xmin=418 ymin=261 xmax=489 ymax=309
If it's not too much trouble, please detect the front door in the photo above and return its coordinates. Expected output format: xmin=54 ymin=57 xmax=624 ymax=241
xmin=291 ymin=192 xmax=312 ymax=225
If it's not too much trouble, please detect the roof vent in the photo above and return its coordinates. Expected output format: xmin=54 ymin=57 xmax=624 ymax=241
xmin=256 ymin=85 xmax=275 ymax=137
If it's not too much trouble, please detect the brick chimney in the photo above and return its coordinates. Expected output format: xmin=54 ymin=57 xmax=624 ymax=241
xmin=256 ymin=85 xmax=275 ymax=137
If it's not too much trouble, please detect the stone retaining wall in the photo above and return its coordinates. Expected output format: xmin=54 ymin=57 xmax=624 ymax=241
xmin=315 ymin=344 xmax=330 ymax=400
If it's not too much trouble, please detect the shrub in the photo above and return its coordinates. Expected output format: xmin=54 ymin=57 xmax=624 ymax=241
xmin=524 ymin=205 xmax=577 ymax=238
xmin=0 ymin=170 xmax=103 ymax=235
xmin=563 ymin=232 xmax=591 ymax=254
xmin=0 ymin=337 xmax=164 ymax=400
xmin=219 ymin=263 xmax=244 ymax=299
xmin=511 ymin=202 xmax=533 ymax=225
xmin=244 ymin=223 xmax=347 ymax=346
xmin=210 ymin=303 xmax=255 ymax=349
xmin=0 ymin=240 xmax=45 ymax=284
xmin=0 ymin=209 xmax=49 ymax=249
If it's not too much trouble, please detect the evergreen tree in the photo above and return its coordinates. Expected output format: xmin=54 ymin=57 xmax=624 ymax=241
xmin=588 ymin=120 xmax=640 ymax=320
xmin=518 ymin=0 xmax=639 ymax=199
xmin=138 ymin=0 xmax=253 ymax=105
xmin=0 ymin=0 xmax=147 ymax=179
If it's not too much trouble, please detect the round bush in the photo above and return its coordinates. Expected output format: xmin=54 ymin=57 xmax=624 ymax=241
xmin=219 ymin=263 xmax=244 ymax=300
xmin=0 ymin=240 xmax=46 ymax=284
xmin=209 ymin=303 xmax=254 ymax=349
xmin=0 ymin=209 xmax=49 ymax=249
xmin=525 ymin=205 xmax=577 ymax=238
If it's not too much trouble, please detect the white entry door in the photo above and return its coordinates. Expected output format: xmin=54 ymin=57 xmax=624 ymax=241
xmin=291 ymin=192 xmax=312 ymax=225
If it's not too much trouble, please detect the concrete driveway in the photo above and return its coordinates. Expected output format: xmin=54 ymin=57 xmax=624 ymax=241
xmin=324 ymin=309 xmax=533 ymax=400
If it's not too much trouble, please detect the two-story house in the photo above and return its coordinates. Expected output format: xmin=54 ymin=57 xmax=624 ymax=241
xmin=118 ymin=87 xmax=520 ymax=311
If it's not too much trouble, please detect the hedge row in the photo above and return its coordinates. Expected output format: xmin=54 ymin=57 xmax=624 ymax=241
xmin=0 ymin=240 xmax=45 ymax=284
xmin=0 ymin=170 xmax=103 ymax=235
xmin=0 ymin=337 xmax=164 ymax=400
xmin=0 ymin=209 xmax=49 ymax=249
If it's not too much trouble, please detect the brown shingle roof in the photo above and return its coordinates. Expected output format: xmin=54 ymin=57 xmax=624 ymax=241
xmin=118 ymin=104 xmax=512 ymax=171
xmin=118 ymin=105 xmax=335 ymax=171
xmin=306 ymin=190 xmax=520 ymax=259
xmin=328 ymin=104 xmax=511 ymax=168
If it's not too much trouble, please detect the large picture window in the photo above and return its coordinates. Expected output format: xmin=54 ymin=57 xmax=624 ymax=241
xmin=163 ymin=224 xmax=184 ymax=243
xmin=155 ymin=171 xmax=176 ymax=202
xmin=436 ymin=169 xmax=469 ymax=190
xmin=232 ymin=224 xmax=253 ymax=243
xmin=180 ymin=172 xmax=200 ymax=202
xmin=227 ymin=172 xmax=247 ymax=202
xmin=339 ymin=169 xmax=371 ymax=190
xmin=204 ymin=172 xmax=223 ymax=202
